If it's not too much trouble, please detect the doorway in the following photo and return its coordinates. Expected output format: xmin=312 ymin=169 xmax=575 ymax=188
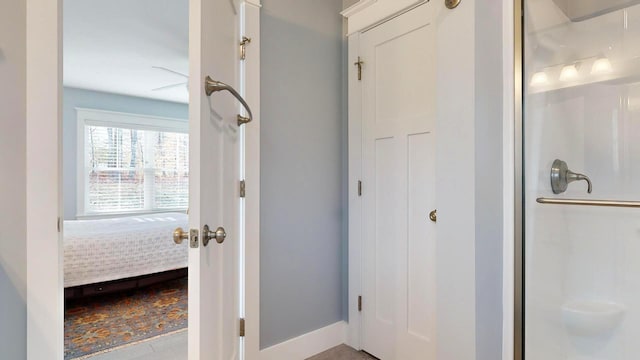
xmin=62 ymin=0 xmax=190 ymax=358
xmin=358 ymin=3 xmax=437 ymax=359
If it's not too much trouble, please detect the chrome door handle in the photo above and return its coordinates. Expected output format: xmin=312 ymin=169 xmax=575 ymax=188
xmin=203 ymin=225 xmax=226 ymax=246
xmin=173 ymin=227 xmax=189 ymax=244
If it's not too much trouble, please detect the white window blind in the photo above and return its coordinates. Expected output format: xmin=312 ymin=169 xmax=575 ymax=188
xmin=78 ymin=109 xmax=188 ymax=216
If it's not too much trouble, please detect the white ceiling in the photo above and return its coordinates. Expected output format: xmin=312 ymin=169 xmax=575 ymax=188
xmin=63 ymin=0 xmax=189 ymax=103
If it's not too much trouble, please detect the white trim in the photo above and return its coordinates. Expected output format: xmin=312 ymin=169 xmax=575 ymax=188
xmin=76 ymin=108 xmax=188 ymax=133
xmin=242 ymin=2 xmax=261 ymax=360
xmin=244 ymin=0 xmax=262 ymax=8
xmin=346 ymin=32 xmax=363 ymax=350
xmin=340 ymin=0 xmax=378 ymax=18
xmin=341 ymin=0 xmax=427 ymax=35
xmin=259 ymin=322 xmax=347 ymax=360
xmin=26 ymin=0 xmax=64 ymax=358
xmin=502 ymin=0 xmax=515 ymax=358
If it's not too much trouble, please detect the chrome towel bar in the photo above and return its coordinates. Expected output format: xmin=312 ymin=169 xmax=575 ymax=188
xmin=536 ymin=198 xmax=640 ymax=208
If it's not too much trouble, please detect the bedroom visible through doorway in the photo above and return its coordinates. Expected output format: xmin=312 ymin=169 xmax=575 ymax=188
xmin=62 ymin=0 xmax=189 ymax=358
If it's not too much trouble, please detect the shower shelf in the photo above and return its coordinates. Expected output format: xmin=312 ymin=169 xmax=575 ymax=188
xmin=562 ymin=301 xmax=625 ymax=337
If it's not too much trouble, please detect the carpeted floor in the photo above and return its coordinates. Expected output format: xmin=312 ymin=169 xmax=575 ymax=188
xmin=64 ymin=277 xmax=188 ymax=360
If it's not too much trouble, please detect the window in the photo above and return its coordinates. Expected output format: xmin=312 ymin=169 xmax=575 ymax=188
xmin=77 ymin=109 xmax=188 ymax=216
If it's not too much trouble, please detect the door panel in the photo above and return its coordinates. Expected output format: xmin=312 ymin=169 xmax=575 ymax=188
xmin=188 ymin=0 xmax=240 ymax=358
xmin=374 ymin=137 xmax=397 ymax=328
xmin=406 ymin=132 xmax=436 ymax=343
xmin=361 ymin=3 xmax=436 ymax=359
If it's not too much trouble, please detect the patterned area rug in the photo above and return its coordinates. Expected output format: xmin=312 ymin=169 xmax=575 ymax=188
xmin=64 ymin=277 xmax=188 ymax=359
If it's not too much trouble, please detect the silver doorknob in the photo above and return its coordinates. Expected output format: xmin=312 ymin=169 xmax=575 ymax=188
xmin=429 ymin=209 xmax=437 ymax=223
xmin=173 ymin=227 xmax=188 ymax=244
xmin=203 ymin=225 xmax=226 ymax=246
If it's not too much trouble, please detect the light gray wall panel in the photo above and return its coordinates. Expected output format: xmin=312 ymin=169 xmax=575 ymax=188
xmin=0 ymin=1 xmax=27 ymax=358
xmin=62 ymin=87 xmax=188 ymax=219
xmin=260 ymin=0 xmax=345 ymax=349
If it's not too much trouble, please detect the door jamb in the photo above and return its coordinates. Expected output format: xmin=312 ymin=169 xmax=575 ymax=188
xmin=242 ymin=1 xmax=262 ymax=359
xmin=26 ymin=0 xmax=64 ymax=358
xmin=346 ymin=31 xmax=363 ymax=350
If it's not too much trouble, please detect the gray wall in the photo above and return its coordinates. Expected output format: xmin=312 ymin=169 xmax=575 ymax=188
xmin=62 ymin=87 xmax=188 ymax=219
xmin=0 ymin=0 xmax=27 ymax=358
xmin=260 ymin=0 xmax=345 ymax=349
xmin=475 ymin=0 xmax=504 ymax=358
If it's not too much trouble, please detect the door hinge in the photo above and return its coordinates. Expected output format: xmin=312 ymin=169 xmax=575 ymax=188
xmin=57 ymin=217 xmax=61 ymax=233
xmin=358 ymin=295 xmax=362 ymax=312
xmin=240 ymin=36 xmax=252 ymax=60
xmin=354 ymin=56 xmax=364 ymax=81
xmin=239 ymin=318 xmax=245 ymax=337
xmin=358 ymin=180 xmax=362 ymax=197
xmin=240 ymin=180 xmax=246 ymax=198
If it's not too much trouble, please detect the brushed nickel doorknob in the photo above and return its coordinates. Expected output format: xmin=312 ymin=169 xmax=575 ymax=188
xmin=173 ymin=227 xmax=188 ymax=244
xmin=203 ymin=225 xmax=227 ymax=246
xmin=429 ymin=209 xmax=437 ymax=223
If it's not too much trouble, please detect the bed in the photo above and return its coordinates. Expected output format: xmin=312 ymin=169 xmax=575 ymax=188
xmin=63 ymin=212 xmax=188 ymax=297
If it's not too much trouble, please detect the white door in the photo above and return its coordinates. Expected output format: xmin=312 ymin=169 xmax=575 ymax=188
xmin=360 ymin=3 xmax=437 ymax=359
xmin=187 ymin=0 xmax=243 ymax=359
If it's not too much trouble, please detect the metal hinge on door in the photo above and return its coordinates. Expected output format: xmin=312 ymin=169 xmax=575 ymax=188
xmin=354 ymin=57 xmax=364 ymax=81
xmin=240 ymin=36 xmax=252 ymax=60
xmin=239 ymin=318 xmax=245 ymax=337
xmin=57 ymin=217 xmax=61 ymax=233
xmin=358 ymin=181 xmax=362 ymax=197
xmin=358 ymin=295 xmax=362 ymax=312
xmin=240 ymin=180 xmax=246 ymax=198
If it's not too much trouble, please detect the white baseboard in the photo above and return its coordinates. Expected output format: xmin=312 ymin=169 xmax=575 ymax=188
xmin=259 ymin=321 xmax=347 ymax=360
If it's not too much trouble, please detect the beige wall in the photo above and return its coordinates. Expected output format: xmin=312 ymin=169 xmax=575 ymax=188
xmin=0 ymin=0 xmax=27 ymax=358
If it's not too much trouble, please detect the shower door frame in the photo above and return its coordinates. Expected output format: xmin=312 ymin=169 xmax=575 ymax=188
xmin=513 ymin=0 xmax=524 ymax=360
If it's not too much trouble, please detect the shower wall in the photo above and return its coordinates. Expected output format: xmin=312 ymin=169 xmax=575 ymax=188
xmin=525 ymin=1 xmax=640 ymax=359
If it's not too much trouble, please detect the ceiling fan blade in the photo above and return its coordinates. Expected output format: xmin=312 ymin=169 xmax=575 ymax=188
xmin=152 ymin=82 xmax=188 ymax=91
xmin=152 ymin=66 xmax=188 ymax=78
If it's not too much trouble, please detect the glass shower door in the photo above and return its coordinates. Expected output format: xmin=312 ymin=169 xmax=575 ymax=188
xmin=524 ymin=1 xmax=640 ymax=359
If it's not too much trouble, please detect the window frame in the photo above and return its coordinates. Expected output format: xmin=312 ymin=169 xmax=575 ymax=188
xmin=76 ymin=108 xmax=188 ymax=218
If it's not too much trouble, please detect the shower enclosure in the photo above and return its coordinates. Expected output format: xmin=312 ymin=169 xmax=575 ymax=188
xmin=522 ymin=0 xmax=640 ymax=358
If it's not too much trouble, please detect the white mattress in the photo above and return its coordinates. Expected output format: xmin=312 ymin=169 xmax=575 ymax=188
xmin=63 ymin=212 xmax=188 ymax=288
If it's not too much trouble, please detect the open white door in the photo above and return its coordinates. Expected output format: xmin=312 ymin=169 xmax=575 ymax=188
xmin=187 ymin=0 xmax=244 ymax=359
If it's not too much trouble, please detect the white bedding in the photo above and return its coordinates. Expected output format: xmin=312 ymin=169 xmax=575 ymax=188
xmin=64 ymin=212 xmax=188 ymax=288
